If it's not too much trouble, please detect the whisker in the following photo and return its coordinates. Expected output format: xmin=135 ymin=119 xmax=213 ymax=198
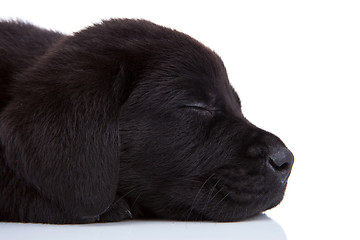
xmin=119 ymin=188 xmax=136 ymax=199
xmin=208 ymin=186 xmax=224 ymax=203
xmin=107 ymin=188 xmax=136 ymax=210
xmin=185 ymin=174 xmax=215 ymax=220
xmin=201 ymin=177 xmax=222 ymax=214
xmin=214 ymin=191 xmax=230 ymax=208
xmin=213 ymin=191 xmax=231 ymax=221
xmin=130 ymin=192 xmax=142 ymax=211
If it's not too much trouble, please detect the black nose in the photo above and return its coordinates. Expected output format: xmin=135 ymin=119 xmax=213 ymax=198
xmin=268 ymin=147 xmax=294 ymax=183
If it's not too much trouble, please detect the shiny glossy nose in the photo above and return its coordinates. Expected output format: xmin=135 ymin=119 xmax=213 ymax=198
xmin=268 ymin=147 xmax=294 ymax=182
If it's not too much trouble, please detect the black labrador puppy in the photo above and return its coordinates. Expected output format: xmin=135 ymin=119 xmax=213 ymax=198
xmin=0 ymin=19 xmax=294 ymax=224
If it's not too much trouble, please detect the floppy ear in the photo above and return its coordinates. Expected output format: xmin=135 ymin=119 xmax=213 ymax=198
xmin=0 ymin=43 xmax=136 ymax=220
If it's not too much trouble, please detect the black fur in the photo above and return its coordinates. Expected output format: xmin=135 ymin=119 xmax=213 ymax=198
xmin=0 ymin=19 xmax=293 ymax=223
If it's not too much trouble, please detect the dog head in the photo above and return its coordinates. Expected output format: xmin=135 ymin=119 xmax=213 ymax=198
xmin=0 ymin=19 xmax=293 ymax=222
xmin=113 ymin=20 xmax=294 ymax=221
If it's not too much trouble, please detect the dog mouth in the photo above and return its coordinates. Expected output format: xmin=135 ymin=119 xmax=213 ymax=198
xmin=200 ymin=173 xmax=286 ymax=221
xmin=157 ymin=168 xmax=288 ymax=222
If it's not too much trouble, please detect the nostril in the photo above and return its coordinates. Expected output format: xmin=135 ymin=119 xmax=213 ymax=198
xmin=268 ymin=147 xmax=294 ymax=181
xmin=269 ymin=158 xmax=290 ymax=172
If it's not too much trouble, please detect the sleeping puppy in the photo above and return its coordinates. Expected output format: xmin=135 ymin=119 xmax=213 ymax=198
xmin=0 ymin=19 xmax=294 ymax=224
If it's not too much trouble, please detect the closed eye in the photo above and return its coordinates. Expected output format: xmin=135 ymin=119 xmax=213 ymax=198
xmin=181 ymin=103 xmax=215 ymax=115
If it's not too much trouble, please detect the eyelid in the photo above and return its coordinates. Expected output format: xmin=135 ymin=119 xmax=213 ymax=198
xmin=182 ymin=103 xmax=216 ymax=112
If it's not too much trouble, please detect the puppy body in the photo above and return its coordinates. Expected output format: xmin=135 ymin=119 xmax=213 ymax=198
xmin=1 ymin=20 xmax=135 ymax=223
xmin=0 ymin=19 xmax=293 ymax=223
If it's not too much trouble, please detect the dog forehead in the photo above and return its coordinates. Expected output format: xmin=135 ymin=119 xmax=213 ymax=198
xmin=169 ymin=51 xmax=238 ymax=108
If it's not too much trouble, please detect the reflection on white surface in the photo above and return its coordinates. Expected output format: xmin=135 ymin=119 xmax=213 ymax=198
xmin=0 ymin=214 xmax=286 ymax=240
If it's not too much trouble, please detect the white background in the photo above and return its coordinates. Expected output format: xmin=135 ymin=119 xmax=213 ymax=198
xmin=1 ymin=1 xmax=359 ymax=239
